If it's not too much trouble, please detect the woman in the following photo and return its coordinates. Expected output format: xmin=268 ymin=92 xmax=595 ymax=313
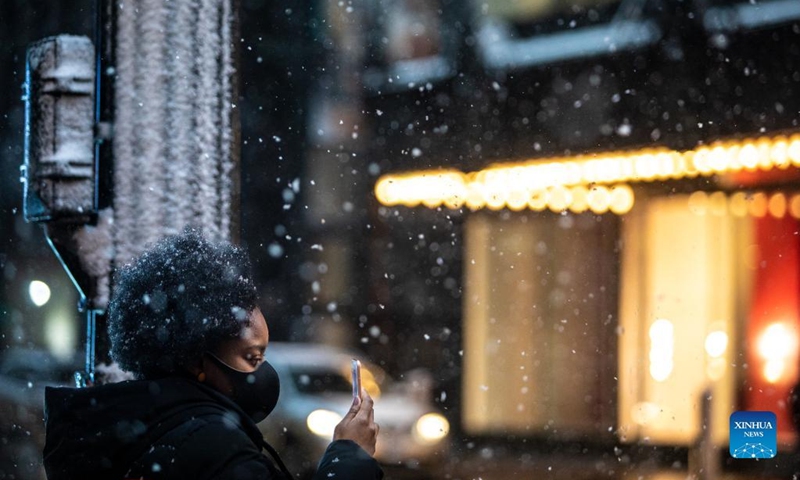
xmin=42 ymin=229 xmax=382 ymax=479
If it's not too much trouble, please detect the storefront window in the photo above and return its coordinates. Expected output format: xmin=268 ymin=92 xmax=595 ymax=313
xmin=363 ymin=0 xmax=455 ymax=93
xmin=462 ymin=211 xmax=619 ymax=438
xmin=382 ymin=0 xmax=442 ymax=62
xmin=617 ymin=193 xmax=747 ymax=446
xmin=618 ymin=189 xmax=800 ymax=447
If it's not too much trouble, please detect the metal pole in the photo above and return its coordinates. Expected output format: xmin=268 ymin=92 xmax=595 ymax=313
xmin=690 ymin=387 xmax=719 ymax=480
xmin=75 ymin=305 xmax=97 ymax=387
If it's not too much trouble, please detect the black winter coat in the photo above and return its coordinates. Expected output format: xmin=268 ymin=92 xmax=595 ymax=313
xmin=43 ymin=376 xmax=383 ymax=480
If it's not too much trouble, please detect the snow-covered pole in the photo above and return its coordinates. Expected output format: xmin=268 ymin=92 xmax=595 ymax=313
xmin=113 ymin=0 xmax=240 ymax=266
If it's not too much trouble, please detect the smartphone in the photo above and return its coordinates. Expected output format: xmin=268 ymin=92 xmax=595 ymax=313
xmin=351 ymin=359 xmax=362 ymax=399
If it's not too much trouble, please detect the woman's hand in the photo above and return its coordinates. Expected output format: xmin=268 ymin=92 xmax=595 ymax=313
xmin=332 ymin=388 xmax=379 ymax=456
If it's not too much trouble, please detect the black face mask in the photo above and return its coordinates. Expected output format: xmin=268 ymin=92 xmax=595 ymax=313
xmin=205 ymin=353 xmax=280 ymax=423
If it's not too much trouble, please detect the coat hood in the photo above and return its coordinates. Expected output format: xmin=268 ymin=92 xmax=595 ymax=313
xmin=43 ymin=376 xmax=261 ymax=480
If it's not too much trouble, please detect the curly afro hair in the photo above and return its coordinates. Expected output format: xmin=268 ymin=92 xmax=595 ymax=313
xmin=107 ymin=228 xmax=258 ymax=379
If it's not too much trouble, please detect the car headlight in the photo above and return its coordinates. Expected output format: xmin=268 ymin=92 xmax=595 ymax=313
xmin=413 ymin=413 xmax=450 ymax=444
xmin=306 ymin=409 xmax=343 ymax=438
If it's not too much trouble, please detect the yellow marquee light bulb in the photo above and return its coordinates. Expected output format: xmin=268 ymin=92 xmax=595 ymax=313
xmin=439 ymin=172 xmax=468 ymax=209
xmin=692 ymin=147 xmax=712 ymax=175
xmin=584 ymin=158 xmax=617 ymax=184
xmin=506 ymin=189 xmax=529 ymax=211
xmin=621 ymin=154 xmax=634 ymax=181
xmin=616 ymin=156 xmax=634 ymax=182
xmin=771 ymin=137 xmax=790 ymax=168
xmin=569 ymin=186 xmax=589 ymax=213
xmin=709 ymin=191 xmax=728 ymax=216
xmin=485 ymin=193 xmax=506 ymax=211
xmin=563 ymin=161 xmax=582 ymax=185
xmin=482 ymin=169 xmax=508 ymax=210
xmin=587 ymin=186 xmax=610 ymax=214
xmin=681 ymin=151 xmax=698 ymax=178
xmin=416 ymin=177 xmax=440 ymax=207
xmin=789 ymin=135 xmax=800 ymax=166
xmin=581 ymin=159 xmax=600 ymax=184
xmin=749 ymin=192 xmax=768 ymax=218
xmin=739 ymin=143 xmax=759 ymax=170
xmin=756 ymin=138 xmax=773 ymax=170
xmin=482 ymin=168 xmax=506 ymax=190
xmin=528 ymin=190 xmax=547 ymax=211
xmin=388 ymin=177 xmax=412 ymax=207
xmin=374 ymin=177 xmax=395 ymax=205
xmin=548 ymin=162 xmax=569 ymax=187
xmin=723 ymin=144 xmax=738 ymax=171
xmin=465 ymin=183 xmax=485 ymax=211
xmin=547 ymin=185 xmax=571 ymax=212
xmin=521 ymin=167 xmax=543 ymax=191
xmin=790 ymin=194 xmax=800 ymax=219
xmin=672 ymin=151 xmax=686 ymax=178
xmin=421 ymin=197 xmax=442 ymax=209
xmin=634 ymin=154 xmax=659 ymax=180
xmin=768 ymin=192 xmax=787 ymax=218
xmin=404 ymin=177 xmax=427 ymax=207
xmin=472 ymin=169 xmax=488 ymax=184
xmin=729 ymin=192 xmax=748 ymax=217
xmin=724 ymin=144 xmax=741 ymax=171
xmin=688 ymin=191 xmax=708 ymax=216
xmin=443 ymin=195 xmax=465 ymax=209
xmin=708 ymin=146 xmax=728 ymax=173
xmin=654 ymin=152 xmax=677 ymax=179
xmin=609 ymin=185 xmax=634 ymax=215
xmin=399 ymin=180 xmax=417 ymax=205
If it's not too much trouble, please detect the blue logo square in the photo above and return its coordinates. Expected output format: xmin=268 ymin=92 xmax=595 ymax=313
xmin=729 ymin=411 xmax=777 ymax=459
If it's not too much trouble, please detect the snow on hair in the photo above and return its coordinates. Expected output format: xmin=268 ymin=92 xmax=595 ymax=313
xmin=107 ymin=227 xmax=258 ymax=379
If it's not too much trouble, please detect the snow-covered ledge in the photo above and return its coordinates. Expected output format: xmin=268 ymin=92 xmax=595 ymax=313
xmin=704 ymin=0 xmax=800 ymax=32
xmin=475 ymin=17 xmax=662 ymax=71
xmin=362 ymin=55 xmax=455 ymax=94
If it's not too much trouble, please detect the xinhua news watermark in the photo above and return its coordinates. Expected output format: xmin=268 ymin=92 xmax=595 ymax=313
xmin=729 ymin=411 xmax=777 ymax=459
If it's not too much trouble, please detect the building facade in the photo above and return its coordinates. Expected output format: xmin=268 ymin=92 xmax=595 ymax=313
xmin=327 ymin=0 xmax=800 ymax=467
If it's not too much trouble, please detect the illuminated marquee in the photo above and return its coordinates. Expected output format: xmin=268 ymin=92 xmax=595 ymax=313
xmin=375 ymin=133 xmax=800 ymax=214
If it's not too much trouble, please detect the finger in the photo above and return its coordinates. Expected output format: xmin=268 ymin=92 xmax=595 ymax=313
xmin=355 ymin=390 xmax=374 ymax=422
xmin=362 ymin=389 xmax=375 ymax=422
xmin=360 ymin=388 xmax=373 ymax=407
xmin=342 ymin=394 xmax=361 ymax=420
